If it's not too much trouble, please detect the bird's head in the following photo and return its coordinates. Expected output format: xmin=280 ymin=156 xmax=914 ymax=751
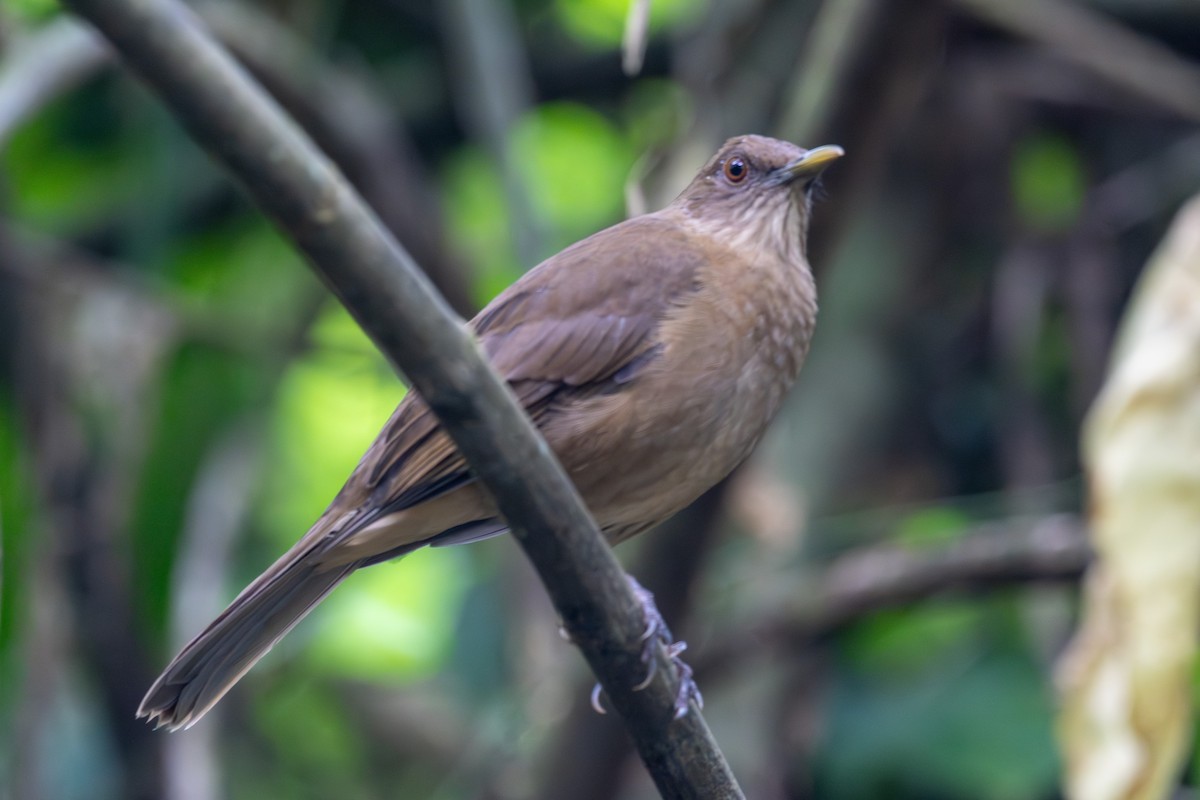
xmin=672 ymin=135 xmax=843 ymax=262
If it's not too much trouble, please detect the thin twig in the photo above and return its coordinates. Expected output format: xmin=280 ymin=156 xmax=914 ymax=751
xmin=698 ymin=515 xmax=1090 ymax=680
xmin=61 ymin=0 xmax=743 ymax=795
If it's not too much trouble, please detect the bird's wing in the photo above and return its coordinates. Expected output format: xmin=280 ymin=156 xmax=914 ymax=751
xmin=336 ymin=213 xmax=708 ymax=526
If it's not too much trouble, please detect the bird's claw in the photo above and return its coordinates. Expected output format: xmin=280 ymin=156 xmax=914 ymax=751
xmin=586 ymin=576 xmax=704 ymax=720
xmin=590 ymin=682 xmax=607 ymax=714
xmin=664 ymin=639 xmax=703 ymax=720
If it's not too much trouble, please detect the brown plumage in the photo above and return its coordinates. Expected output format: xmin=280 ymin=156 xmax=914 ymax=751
xmin=138 ymin=134 xmax=842 ymax=730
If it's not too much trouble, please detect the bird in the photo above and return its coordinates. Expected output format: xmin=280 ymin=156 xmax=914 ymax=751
xmin=138 ymin=134 xmax=843 ymax=731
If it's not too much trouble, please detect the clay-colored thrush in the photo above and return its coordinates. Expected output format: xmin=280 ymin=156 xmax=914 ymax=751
xmin=138 ymin=134 xmax=842 ymax=730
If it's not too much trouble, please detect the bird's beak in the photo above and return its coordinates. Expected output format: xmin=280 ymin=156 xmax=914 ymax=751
xmin=777 ymin=145 xmax=845 ymax=183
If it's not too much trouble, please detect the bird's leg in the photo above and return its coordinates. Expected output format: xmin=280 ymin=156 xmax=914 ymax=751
xmin=626 ymin=574 xmax=703 ymax=719
xmin=589 ymin=575 xmax=704 ymax=719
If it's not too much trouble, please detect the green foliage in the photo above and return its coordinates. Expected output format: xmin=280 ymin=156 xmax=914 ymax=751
xmin=622 ymin=78 xmax=692 ymax=152
xmin=441 ymin=101 xmax=633 ymax=302
xmin=552 ymin=0 xmax=701 ymax=48
xmin=895 ymin=505 xmax=971 ymax=548
xmin=167 ymin=214 xmax=310 ymax=313
xmin=842 ymin=602 xmax=987 ymax=679
xmin=260 ymin=303 xmax=405 ymax=541
xmin=256 ymin=303 xmax=467 ymax=681
xmin=130 ymin=342 xmax=265 ymax=635
xmin=5 ymin=98 xmax=144 ymax=233
xmin=307 ymin=549 xmax=468 ymax=680
xmin=5 ymin=0 xmax=59 ymax=20
xmin=1011 ymin=133 xmax=1086 ymax=233
xmin=441 ymin=146 xmax=518 ymax=304
xmin=0 ymin=397 xmax=31 ymax=656
xmin=510 ymin=102 xmax=633 ymax=242
xmin=255 ymin=686 xmax=368 ymax=787
xmin=820 ymin=652 xmax=1060 ymax=800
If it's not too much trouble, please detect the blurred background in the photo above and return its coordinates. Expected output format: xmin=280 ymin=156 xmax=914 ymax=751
xmin=2 ymin=0 xmax=1199 ymax=798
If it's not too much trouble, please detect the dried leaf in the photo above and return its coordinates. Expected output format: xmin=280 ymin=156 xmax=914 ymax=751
xmin=1057 ymin=197 xmax=1200 ymax=800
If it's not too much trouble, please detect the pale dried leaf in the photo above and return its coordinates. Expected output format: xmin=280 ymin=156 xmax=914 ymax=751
xmin=1057 ymin=196 xmax=1200 ymax=800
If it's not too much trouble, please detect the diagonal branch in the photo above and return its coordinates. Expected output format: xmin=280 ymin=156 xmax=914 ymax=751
xmin=59 ymin=0 xmax=743 ymax=796
xmin=954 ymin=0 xmax=1200 ymax=124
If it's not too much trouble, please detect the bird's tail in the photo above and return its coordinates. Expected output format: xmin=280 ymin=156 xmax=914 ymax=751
xmin=137 ymin=547 xmax=358 ymax=731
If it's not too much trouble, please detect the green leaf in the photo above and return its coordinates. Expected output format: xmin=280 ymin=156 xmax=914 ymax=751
xmin=895 ymin=505 xmax=971 ymax=548
xmin=306 ymin=548 xmax=468 ymax=680
xmin=510 ymin=102 xmax=632 ymax=245
xmin=259 ymin=303 xmax=404 ymax=544
xmin=130 ymin=344 xmax=264 ymax=635
xmin=553 ymin=0 xmax=700 ymax=48
xmin=819 ymin=654 xmax=1059 ymax=800
xmin=1011 ymin=133 xmax=1086 ymax=232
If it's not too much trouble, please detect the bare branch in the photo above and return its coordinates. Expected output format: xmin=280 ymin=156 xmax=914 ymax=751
xmin=699 ymin=515 xmax=1090 ymax=680
xmin=955 ymin=0 xmax=1200 ymax=124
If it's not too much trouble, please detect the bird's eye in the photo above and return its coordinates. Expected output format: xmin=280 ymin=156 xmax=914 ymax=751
xmin=723 ymin=157 xmax=748 ymax=183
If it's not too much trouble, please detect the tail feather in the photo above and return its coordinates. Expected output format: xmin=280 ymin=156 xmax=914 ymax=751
xmin=137 ymin=554 xmax=358 ymax=731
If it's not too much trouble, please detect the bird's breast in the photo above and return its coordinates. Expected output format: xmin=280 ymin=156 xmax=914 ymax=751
xmin=548 ymin=251 xmax=817 ymax=537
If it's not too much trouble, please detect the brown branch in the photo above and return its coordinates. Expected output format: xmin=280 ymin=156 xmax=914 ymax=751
xmin=698 ymin=514 xmax=1090 ymax=680
xmin=60 ymin=0 xmax=743 ymax=796
xmin=954 ymin=0 xmax=1200 ymax=124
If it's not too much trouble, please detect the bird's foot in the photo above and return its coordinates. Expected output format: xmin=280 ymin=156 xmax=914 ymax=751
xmin=589 ymin=576 xmax=703 ymax=720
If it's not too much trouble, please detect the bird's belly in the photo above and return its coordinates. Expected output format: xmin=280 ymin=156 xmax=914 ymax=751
xmin=548 ymin=342 xmax=798 ymax=538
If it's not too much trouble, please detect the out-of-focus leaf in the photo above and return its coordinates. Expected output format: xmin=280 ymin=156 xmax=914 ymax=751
xmin=895 ymin=505 xmax=971 ymax=548
xmin=306 ymin=548 xmax=468 ymax=680
xmin=509 ymin=102 xmax=632 ymax=245
xmin=6 ymin=0 xmax=59 ymax=20
xmin=258 ymin=304 xmax=467 ymax=681
xmin=245 ymin=685 xmax=368 ymax=800
xmin=440 ymin=146 xmax=519 ymax=305
xmin=5 ymin=104 xmax=140 ymax=233
xmin=622 ymin=78 xmax=691 ymax=152
xmin=1011 ymin=133 xmax=1086 ymax=233
xmin=168 ymin=217 xmax=310 ymax=314
xmin=260 ymin=303 xmax=404 ymax=542
xmin=441 ymin=101 xmax=632 ymax=303
xmin=553 ymin=0 xmax=699 ymax=48
xmin=820 ymin=654 xmax=1059 ymax=800
xmin=0 ymin=397 xmax=31 ymax=656
xmin=130 ymin=344 xmax=262 ymax=634
xmin=1057 ymin=195 xmax=1200 ymax=800
xmin=842 ymin=602 xmax=985 ymax=677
